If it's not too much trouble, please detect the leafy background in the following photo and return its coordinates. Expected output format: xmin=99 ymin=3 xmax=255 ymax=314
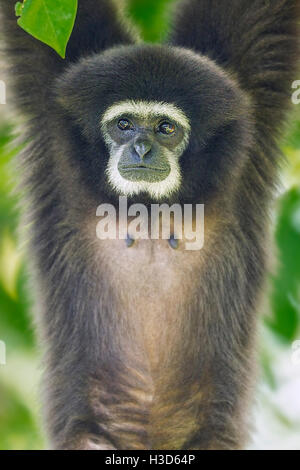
xmin=0 ymin=0 xmax=300 ymax=450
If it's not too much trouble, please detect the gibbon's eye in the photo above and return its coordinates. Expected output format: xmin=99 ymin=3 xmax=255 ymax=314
xmin=158 ymin=121 xmax=176 ymax=135
xmin=118 ymin=119 xmax=132 ymax=131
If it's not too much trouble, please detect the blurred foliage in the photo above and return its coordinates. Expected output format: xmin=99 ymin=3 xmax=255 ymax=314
xmin=269 ymin=188 xmax=300 ymax=340
xmin=0 ymin=0 xmax=300 ymax=450
xmin=268 ymin=118 xmax=300 ymax=342
xmin=128 ymin=0 xmax=175 ymax=42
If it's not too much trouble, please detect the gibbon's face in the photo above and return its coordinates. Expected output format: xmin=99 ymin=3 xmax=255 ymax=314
xmin=56 ymin=45 xmax=252 ymax=204
xmin=100 ymin=101 xmax=191 ymax=199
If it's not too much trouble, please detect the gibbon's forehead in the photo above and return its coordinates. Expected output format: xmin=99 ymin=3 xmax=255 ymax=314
xmin=101 ymin=100 xmax=191 ymax=131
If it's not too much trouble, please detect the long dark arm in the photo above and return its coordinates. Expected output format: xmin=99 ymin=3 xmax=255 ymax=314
xmin=169 ymin=0 xmax=300 ymax=134
xmin=0 ymin=0 xmax=135 ymax=115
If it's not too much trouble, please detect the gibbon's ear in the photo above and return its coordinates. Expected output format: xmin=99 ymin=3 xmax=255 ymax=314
xmin=169 ymin=0 xmax=300 ymax=135
xmin=0 ymin=0 xmax=135 ymax=115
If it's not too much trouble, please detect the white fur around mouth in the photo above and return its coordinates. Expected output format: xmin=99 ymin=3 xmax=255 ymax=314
xmin=106 ymin=145 xmax=182 ymax=199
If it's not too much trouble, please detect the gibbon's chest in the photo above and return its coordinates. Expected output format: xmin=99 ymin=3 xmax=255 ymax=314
xmin=92 ymin=212 xmax=212 ymax=354
xmin=94 ymin=214 xmax=207 ymax=306
xmin=102 ymin=236 xmax=199 ymax=295
xmin=96 ymin=234 xmax=204 ymax=362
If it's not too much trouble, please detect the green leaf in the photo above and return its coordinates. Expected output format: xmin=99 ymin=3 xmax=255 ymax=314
xmin=15 ymin=0 xmax=78 ymax=58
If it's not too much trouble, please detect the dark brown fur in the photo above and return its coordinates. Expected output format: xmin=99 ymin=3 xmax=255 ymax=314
xmin=0 ymin=0 xmax=299 ymax=450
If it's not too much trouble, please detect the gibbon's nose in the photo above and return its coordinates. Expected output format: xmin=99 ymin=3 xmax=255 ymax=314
xmin=134 ymin=140 xmax=152 ymax=160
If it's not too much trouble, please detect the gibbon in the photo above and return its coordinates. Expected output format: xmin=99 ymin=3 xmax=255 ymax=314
xmin=1 ymin=0 xmax=299 ymax=450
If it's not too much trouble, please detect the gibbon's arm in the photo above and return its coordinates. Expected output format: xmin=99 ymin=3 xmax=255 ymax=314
xmin=169 ymin=0 xmax=300 ymax=135
xmin=0 ymin=0 xmax=135 ymax=115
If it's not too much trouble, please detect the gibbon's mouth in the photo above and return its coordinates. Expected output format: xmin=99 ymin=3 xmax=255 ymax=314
xmin=118 ymin=164 xmax=170 ymax=183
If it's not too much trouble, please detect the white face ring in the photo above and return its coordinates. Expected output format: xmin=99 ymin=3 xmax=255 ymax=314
xmin=101 ymin=100 xmax=191 ymax=199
